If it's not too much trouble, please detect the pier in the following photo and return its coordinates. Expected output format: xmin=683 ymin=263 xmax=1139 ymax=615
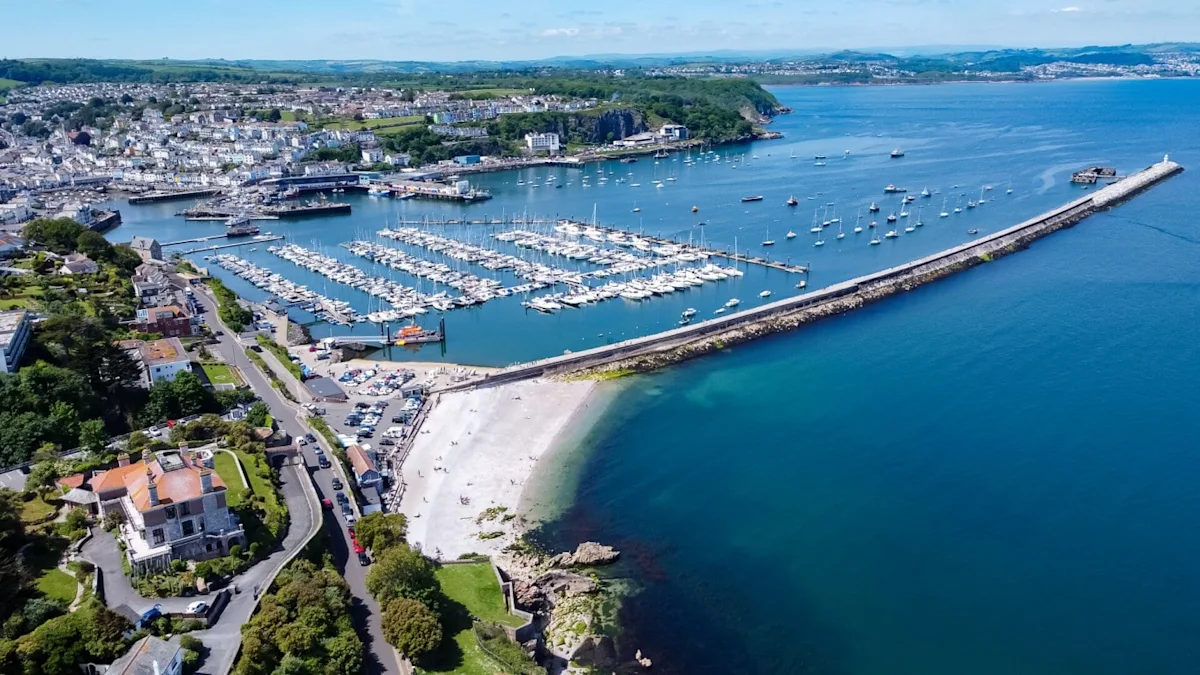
xmin=178 ymin=201 xmax=351 ymax=220
xmin=440 ymin=157 xmax=1182 ymax=390
xmin=129 ymin=188 xmax=222 ymax=204
xmin=178 ymin=236 xmax=284 ymax=254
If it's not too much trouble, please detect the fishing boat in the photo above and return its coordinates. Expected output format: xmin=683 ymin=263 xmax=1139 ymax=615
xmin=890 ymin=148 xmax=905 ymax=158
xmin=968 ymin=228 xmax=979 ymax=235
xmin=786 ymin=195 xmax=799 ymax=206
xmin=741 ymin=195 xmax=764 ymax=203
xmin=367 ymin=185 xmax=392 ymax=197
xmin=725 ymin=298 xmax=740 ymax=308
xmin=883 ymin=184 xmax=907 ymax=193
xmin=868 ymin=201 xmax=880 ymax=213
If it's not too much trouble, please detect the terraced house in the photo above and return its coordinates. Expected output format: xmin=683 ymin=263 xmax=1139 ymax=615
xmin=94 ymin=446 xmax=244 ymax=573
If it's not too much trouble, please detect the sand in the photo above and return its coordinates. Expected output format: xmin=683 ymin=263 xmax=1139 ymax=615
xmin=399 ymin=379 xmax=597 ymax=560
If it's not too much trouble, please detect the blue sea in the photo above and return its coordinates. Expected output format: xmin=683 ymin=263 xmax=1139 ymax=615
xmin=527 ymin=79 xmax=1200 ymax=674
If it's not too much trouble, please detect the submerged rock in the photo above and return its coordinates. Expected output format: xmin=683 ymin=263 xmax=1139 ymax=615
xmin=572 ymin=635 xmax=619 ymax=669
xmin=534 ymin=570 xmax=599 ymax=599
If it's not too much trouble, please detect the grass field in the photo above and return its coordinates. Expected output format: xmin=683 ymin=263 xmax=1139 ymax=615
xmin=324 ymin=115 xmax=425 ymax=131
xmin=212 ymin=451 xmax=247 ymax=505
xmin=200 ymin=362 xmax=237 ymax=386
xmin=36 ymin=567 xmax=77 ymax=604
xmin=0 ymin=77 xmax=23 ymax=89
xmin=21 ymin=494 xmax=58 ymax=524
xmin=436 ymin=562 xmax=524 ymax=628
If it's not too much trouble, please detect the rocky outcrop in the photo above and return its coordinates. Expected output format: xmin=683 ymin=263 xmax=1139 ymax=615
xmin=550 ymin=542 xmax=620 ymax=568
xmin=514 ymin=570 xmax=598 ymax=614
xmin=572 ymin=635 xmax=619 ymax=669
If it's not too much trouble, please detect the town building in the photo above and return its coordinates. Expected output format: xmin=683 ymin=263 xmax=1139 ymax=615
xmin=659 ymin=123 xmax=689 ymax=141
xmin=346 ymin=444 xmax=382 ymax=489
xmin=524 ymin=132 xmax=560 ymax=154
xmin=132 ymin=263 xmax=174 ymax=307
xmin=58 ymin=252 xmax=99 ymax=275
xmin=0 ymin=309 xmax=31 ymax=373
xmin=135 ymin=337 xmax=191 ymax=385
xmin=94 ymin=447 xmax=244 ymax=572
xmin=0 ymin=233 xmax=25 ymax=258
xmin=130 ymin=236 xmax=162 ymax=262
xmin=105 ymin=635 xmax=183 ymax=675
xmin=134 ymin=305 xmax=196 ymax=338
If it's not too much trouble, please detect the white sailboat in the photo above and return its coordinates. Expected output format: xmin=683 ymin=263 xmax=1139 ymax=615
xmin=939 ymin=197 xmax=950 ymax=218
xmin=854 ymin=213 xmax=864 ymax=234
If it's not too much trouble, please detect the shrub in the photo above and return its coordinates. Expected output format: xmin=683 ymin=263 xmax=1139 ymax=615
xmin=228 ymin=544 xmax=243 ymax=559
xmin=380 ymin=598 xmax=441 ymax=658
xmin=179 ymin=634 xmax=203 ymax=652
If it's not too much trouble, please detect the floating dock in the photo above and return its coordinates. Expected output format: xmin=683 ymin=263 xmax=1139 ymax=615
xmin=179 ymin=235 xmax=284 ymax=254
xmin=442 ymin=157 xmax=1182 ymax=389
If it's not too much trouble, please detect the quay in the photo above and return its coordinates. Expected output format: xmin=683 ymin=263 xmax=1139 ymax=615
xmin=179 ymin=235 xmax=284 ymax=254
xmin=129 ymin=188 xmax=222 ymax=204
xmin=378 ymin=180 xmax=492 ymax=202
xmin=178 ymin=202 xmax=351 ymax=220
xmin=441 ymin=157 xmax=1182 ymax=389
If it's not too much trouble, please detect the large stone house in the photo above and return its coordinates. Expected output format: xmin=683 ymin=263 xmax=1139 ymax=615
xmin=94 ymin=446 xmax=244 ymax=573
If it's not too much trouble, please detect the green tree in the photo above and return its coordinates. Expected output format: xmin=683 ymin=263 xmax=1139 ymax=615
xmin=364 ymin=544 xmax=441 ymax=609
xmin=26 ymin=460 xmax=61 ymax=494
xmin=21 ymin=218 xmax=86 ymax=254
xmin=245 ymin=402 xmax=270 ymax=428
xmin=353 ymin=512 xmax=407 ymax=554
xmin=15 ymin=614 xmax=84 ymax=675
xmin=78 ymin=418 xmax=107 ymax=455
xmin=75 ymin=230 xmax=113 ymax=262
xmin=380 ymin=598 xmax=441 ymax=658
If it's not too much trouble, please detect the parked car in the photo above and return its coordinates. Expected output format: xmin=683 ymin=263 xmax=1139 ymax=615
xmin=297 ymin=437 xmax=307 ymax=446
xmin=345 ymin=513 xmax=357 ymax=525
xmin=358 ymin=551 xmax=370 ymax=566
xmin=308 ymin=346 xmax=317 ymax=352
xmin=321 ymin=498 xmax=332 ymax=510
xmin=305 ymin=433 xmax=316 ymax=443
xmin=186 ymin=601 xmax=208 ymax=614
xmin=380 ymin=438 xmax=395 ymax=447
xmin=336 ymin=491 xmax=347 ymax=504
xmin=249 ymin=344 xmax=262 ymax=353
xmin=318 ymin=456 xmax=331 ymax=469
xmin=331 ymin=477 xmax=343 ymax=490
xmin=340 ymin=500 xmax=351 ymax=514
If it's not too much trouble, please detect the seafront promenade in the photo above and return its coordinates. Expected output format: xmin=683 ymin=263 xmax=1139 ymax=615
xmin=438 ymin=157 xmax=1182 ymax=388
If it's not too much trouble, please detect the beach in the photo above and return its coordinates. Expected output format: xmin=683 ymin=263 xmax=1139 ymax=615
xmin=399 ymin=378 xmax=598 ymax=560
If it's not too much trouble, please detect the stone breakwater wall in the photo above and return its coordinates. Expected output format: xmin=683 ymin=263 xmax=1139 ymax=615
xmin=444 ymin=160 xmax=1181 ymax=388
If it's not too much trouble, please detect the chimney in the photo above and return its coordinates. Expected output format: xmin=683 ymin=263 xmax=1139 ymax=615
xmin=179 ymin=441 xmax=189 ymax=455
xmin=117 ymin=452 xmax=130 ymax=467
xmin=141 ymin=448 xmax=152 ymax=466
xmin=200 ymin=467 xmax=213 ymax=494
xmin=146 ymin=467 xmax=159 ymax=506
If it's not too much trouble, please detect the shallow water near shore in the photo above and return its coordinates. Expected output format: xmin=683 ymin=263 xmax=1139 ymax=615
xmin=531 ymin=80 xmax=1200 ymax=673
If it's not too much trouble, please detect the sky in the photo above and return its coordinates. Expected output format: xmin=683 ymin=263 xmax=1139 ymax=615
xmin=5 ymin=0 xmax=1198 ymax=62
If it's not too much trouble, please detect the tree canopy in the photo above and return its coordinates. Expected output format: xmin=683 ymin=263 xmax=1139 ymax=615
xmin=22 ymin=218 xmax=86 ymax=255
xmin=365 ymin=543 xmax=442 ymax=610
xmin=380 ymin=598 xmax=442 ymax=659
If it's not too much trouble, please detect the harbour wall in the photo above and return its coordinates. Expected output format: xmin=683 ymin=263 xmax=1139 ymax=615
xmin=441 ymin=158 xmax=1181 ymax=390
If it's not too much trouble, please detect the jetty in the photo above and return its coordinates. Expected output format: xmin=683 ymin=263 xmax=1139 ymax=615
xmin=179 ymin=201 xmax=351 ymax=220
xmin=440 ymin=157 xmax=1182 ymax=390
xmin=179 ymin=236 xmax=284 ymax=254
xmin=129 ymin=188 xmax=222 ymax=204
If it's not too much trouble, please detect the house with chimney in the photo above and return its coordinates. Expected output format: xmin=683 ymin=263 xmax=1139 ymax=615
xmin=93 ymin=446 xmax=244 ymax=573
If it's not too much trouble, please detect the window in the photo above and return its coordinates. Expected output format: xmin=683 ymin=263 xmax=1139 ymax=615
xmin=152 ymin=528 xmax=165 ymax=545
xmin=180 ymin=502 xmax=191 ymax=516
xmin=165 ymin=505 xmax=176 ymax=519
xmin=198 ymin=519 xmax=205 ymax=532
xmin=182 ymin=520 xmax=194 ymax=536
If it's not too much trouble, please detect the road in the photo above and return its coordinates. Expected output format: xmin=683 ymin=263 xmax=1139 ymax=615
xmin=190 ymin=285 xmax=402 ymax=675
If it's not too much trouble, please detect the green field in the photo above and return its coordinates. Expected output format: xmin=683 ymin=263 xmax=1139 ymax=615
xmin=436 ymin=562 xmax=524 ymax=628
xmin=21 ymin=494 xmax=58 ymax=524
xmin=211 ymin=451 xmax=247 ymax=505
xmin=36 ymin=567 xmax=77 ymax=604
xmin=0 ymin=77 xmax=23 ymax=89
xmin=200 ymin=362 xmax=237 ymax=386
xmin=324 ymin=115 xmax=425 ymax=131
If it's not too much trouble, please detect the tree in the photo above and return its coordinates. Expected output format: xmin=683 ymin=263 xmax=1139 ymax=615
xmin=21 ymin=218 xmax=86 ymax=254
xmin=78 ymin=418 xmax=107 ymax=455
xmin=21 ymin=599 xmax=66 ymax=632
xmin=266 ymin=108 xmax=282 ymax=123
xmin=364 ymin=544 xmax=441 ymax=609
xmin=380 ymin=598 xmax=441 ymax=658
xmin=322 ymin=633 xmax=363 ymax=675
xmin=15 ymin=614 xmax=84 ymax=675
xmin=245 ymin=401 xmax=270 ymax=428
xmin=26 ymin=460 xmax=61 ymax=494
xmin=75 ymin=230 xmax=113 ymax=262
xmin=353 ymin=512 xmax=407 ymax=554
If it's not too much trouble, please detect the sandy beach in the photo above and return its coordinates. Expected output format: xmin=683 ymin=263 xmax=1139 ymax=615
xmin=399 ymin=379 xmax=597 ymax=560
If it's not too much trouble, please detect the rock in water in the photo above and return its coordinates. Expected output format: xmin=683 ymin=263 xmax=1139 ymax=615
xmin=572 ymin=635 xmax=619 ymax=669
xmin=551 ymin=541 xmax=621 ymax=567
xmin=533 ymin=570 xmax=599 ymax=600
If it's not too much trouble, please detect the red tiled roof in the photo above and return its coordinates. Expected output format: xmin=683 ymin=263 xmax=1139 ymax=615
xmin=92 ymin=458 xmax=225 ymax=511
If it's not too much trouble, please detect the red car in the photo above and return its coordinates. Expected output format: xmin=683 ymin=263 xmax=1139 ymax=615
xmin=321 ymin=498 xmax=333 ymax=510
xmin=353 ymin=542 xmax=366 ymax=555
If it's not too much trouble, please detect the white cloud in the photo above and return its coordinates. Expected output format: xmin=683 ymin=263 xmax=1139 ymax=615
xmin=540 ymin=27 xmax=580 ymax=37
xmin=1052 ymin=6 xmax=1083 ymax=11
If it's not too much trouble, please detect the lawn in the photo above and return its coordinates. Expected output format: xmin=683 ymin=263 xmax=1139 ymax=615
xmin=21 ymin=494 xmax=58 ymax=524
xmin=200 ymin=362 xmax=237 ymax=386
xmin=211 ymin=451 xmax=247 ymax=505
xmin=36 ymin=567 xmax=77 ymax=604
xmin=436 ymin=562 xmax=524 ymax=628
xmin=371 ymin=123 xmax=427 ymax=137
xmin=0 ymin=77 xmax=22 ymax=89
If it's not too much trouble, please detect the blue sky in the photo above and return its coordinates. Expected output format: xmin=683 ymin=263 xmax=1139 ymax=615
xmin=5 ymin=0 xmax=1197 ymax=61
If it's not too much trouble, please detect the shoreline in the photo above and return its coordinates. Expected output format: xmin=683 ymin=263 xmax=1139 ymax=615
xmin=398 ymin=377 xmax=602 ymax=560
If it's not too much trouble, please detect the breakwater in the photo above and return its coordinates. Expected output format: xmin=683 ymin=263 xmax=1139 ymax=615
xmin=129 ymin=188 xmax=222 ymax=204
xmin=441 ymin=158 xmax=1181 ymax=389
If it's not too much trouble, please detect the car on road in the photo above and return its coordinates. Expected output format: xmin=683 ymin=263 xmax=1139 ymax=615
xmin=358 ymin=551 xmax=370 ymax=566
xmin=308 ymin=346 xmax=317 ymax=352
xmin=331 ymin=477 xmax=342 ymax=490
xmin=249 ymin=344 xmax=262 ymax=353
xmin=380 ymin=438 xmax=395 ymax=447
xmin=336 ymin=491 xmax=347 ymax=504
xmin=186 ymin=601 xmax=208 ymax=614
xmin=318 ymin=455 xmax=330 ymax=469
xmin=214 ymin=330 xmax=224 ymax=337
xmin=345 ymin=513 xmax=357 ymax=525
xmin=321 ymin=498 xmax=333 ymax=510
xmin=305 ymin=433 xmax=316 ymax=443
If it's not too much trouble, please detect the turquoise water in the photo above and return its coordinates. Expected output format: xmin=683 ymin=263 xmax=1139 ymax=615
xmin=103 ymin=79 xmax=1172 ymax=367
xmin=530 ymin=80 xmax=1200 ymax=674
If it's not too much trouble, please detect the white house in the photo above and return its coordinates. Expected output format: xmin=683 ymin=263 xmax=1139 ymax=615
xmin=524 ymin=132 xmax=560 ymax=154
xmin=0 ymin=310 xmax=30 ymax=374
xmin=137 ymin=337 xmax=192 ymax=385
xmin=58 ymin=253 xmax=100 ymax=275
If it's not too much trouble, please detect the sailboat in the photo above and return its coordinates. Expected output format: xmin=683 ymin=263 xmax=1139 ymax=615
xmin=868 ymin=201 xmax=880 ymax=213
xmin=854 ymin=213 xmax=864 ymax=234
xmin=869 ymin=231 xmax=882 ymax=245
xmin=786 ymin=229 xmax=797 ymax=239
xmin=953 ymin=196 xmax=963 ymax=213
xmin=939 ymin=197 xmax=950 ymax=218
xmin=762 ymin=225 xmax=775 ymax=247
xmin=809 ymin=210 xmax=822 ymax=234
xmin=787 ymin=195 xmax=799 ymax=207
xmin=836 ymin=222 xmax=845 ymax=240
xmin=1006 ymin=179 xmax=1014 ymax=195
xmin=920 ymin=186 xmax=931 ymax=198
xmin=977 ymin=186 xmax=987 ymax=205
xmin=915 ymin=206 xmax=925 ymax=227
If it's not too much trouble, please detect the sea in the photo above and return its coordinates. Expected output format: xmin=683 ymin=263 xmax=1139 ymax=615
xmin=107 ymin=79 xmax=1200 ymax=673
